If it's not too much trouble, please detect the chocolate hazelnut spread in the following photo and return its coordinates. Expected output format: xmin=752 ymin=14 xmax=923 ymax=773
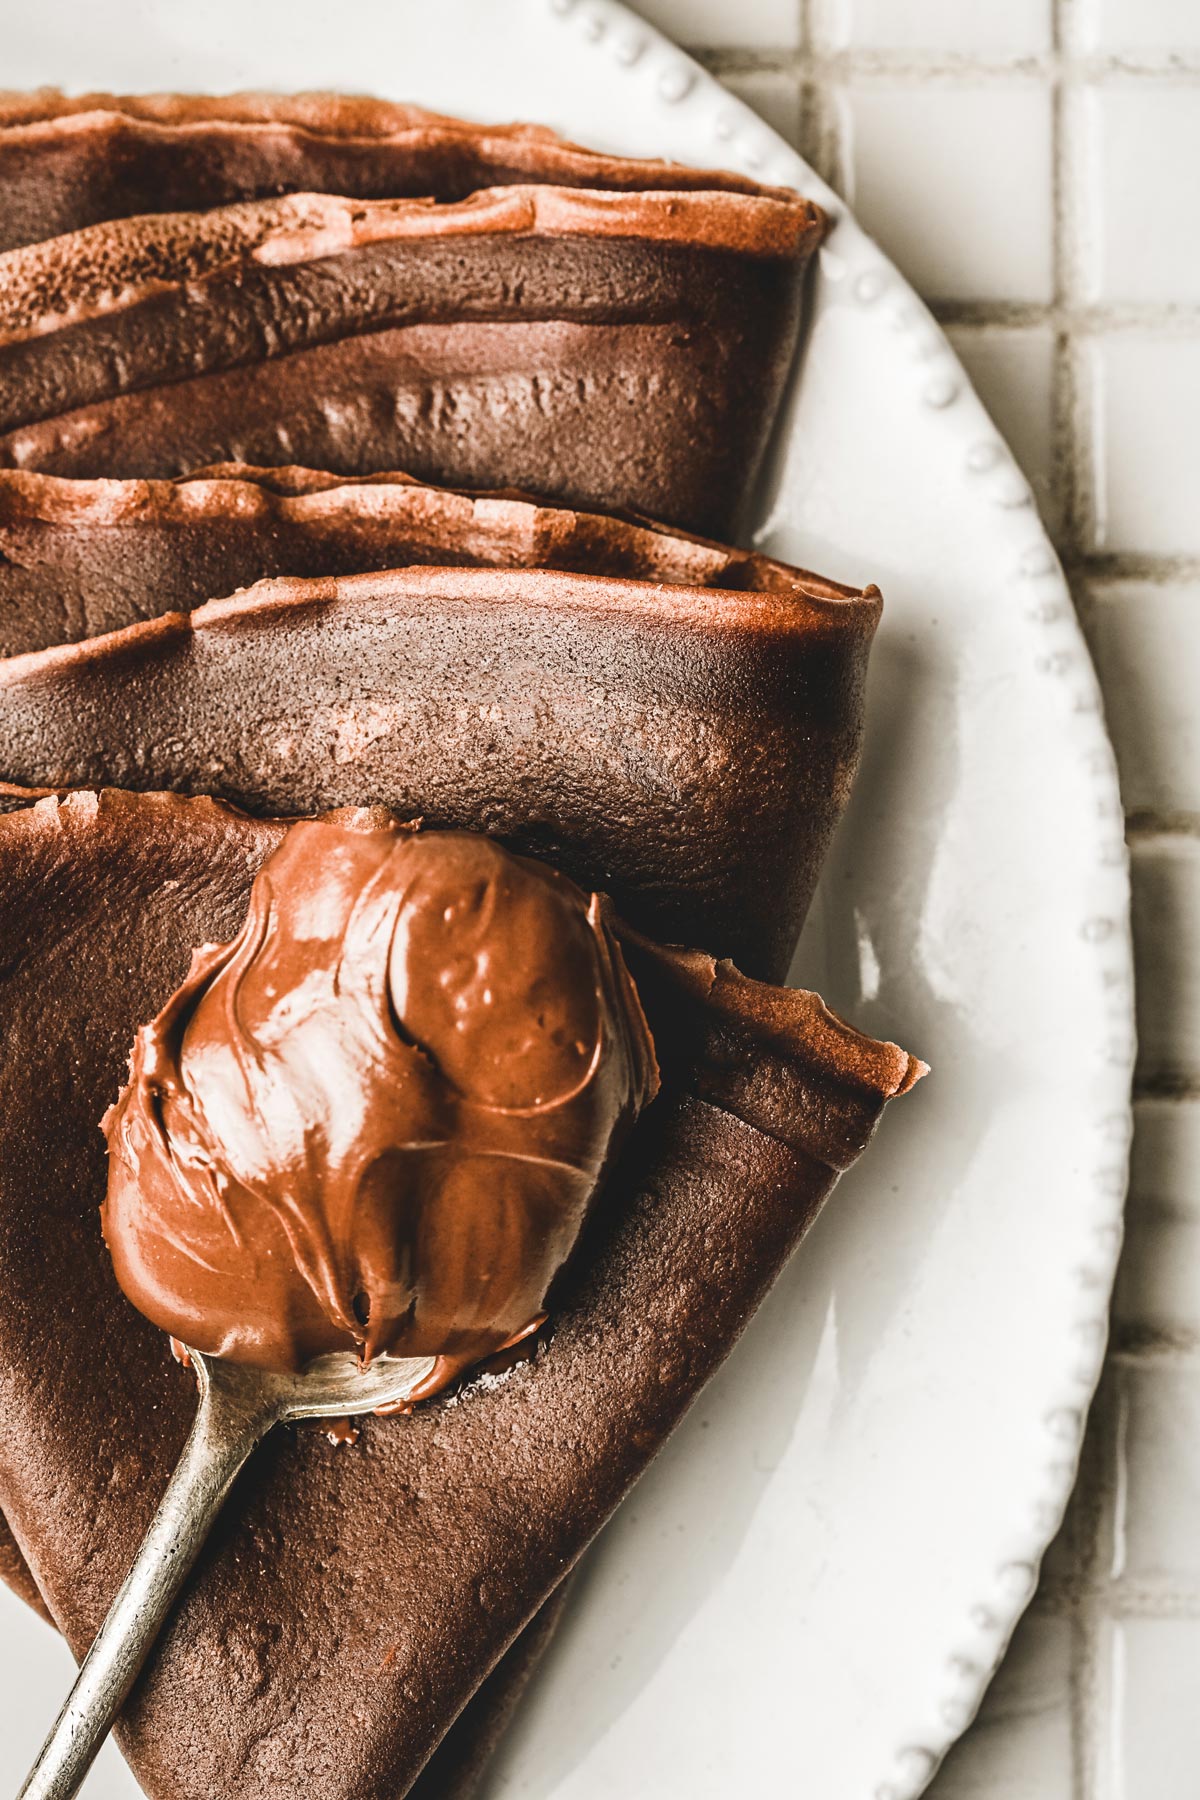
xmin=102 ymin=820 xmax=658 ymax=1380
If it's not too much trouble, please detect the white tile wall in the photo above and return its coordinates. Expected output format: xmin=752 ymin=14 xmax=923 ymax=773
xmin=1116 ymin=1100 xmax=1200 ymax=1337
xmin=1082 ymin=0 xmax=1200 ymax=54
xmin=1085 ymin=335 xmax=1200 ymax=554
xmin=838 ymin=82 xmax=1055 ymax=302
xmin=672 ymin=0 xmax=1200 ymax=1794
xmin=1082 ymin=580 xmax=1200 ymax=815
xmin=1085 ymin=83 xmax=1200 ymax=303
xmin=1105 ymin=1618 xmax=1200 ymax=1800
xmin=825 ymin=0 xmax=1053 ymax=56
xmin=1131 ymin=835 xmax=1200 ymax=1085
xmin=1106 ymin=1359 xmax=1200 ymax=1581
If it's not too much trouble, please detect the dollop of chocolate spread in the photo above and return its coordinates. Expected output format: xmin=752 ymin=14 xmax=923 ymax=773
xmin=101 ymin=818 xmax=658 ymax=1390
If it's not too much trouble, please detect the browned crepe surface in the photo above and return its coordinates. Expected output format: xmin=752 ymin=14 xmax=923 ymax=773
xmin=0 ymin=91 xmax=800 ymax=250
xmin=0 ymin=462 xmax=856 ymax=657
xmin=0 ymin=563 xmax=878 ymax=981
xmin=0 ymin=234 xmax=812 ymax=538
xmin=0 ymin=96 xmax=824 ymax=534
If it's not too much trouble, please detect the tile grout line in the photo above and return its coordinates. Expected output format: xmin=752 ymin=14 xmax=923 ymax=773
xmin=1110 ymin=1329 xmax=1200 ymax=1361
xmin=1124 ymin=811 xmax=1200 ymax=839
xmin=1050 ymin=44 xmax=1079 ymax=564
xmin=692 ymin=45 xmax=1200 ymax=81
xmin=1054 ymin=14 xmax=1099 ymax=566
xmin=1039 ymin=1574 xmax=1200 ymax=1618
xmin=932 ymin=299 xmax=1200 ymax=330
xmin=1070 ymin=552 xmax=1200 ymax=582
xmin=796 ymin=0 xmax=845 ymax=193
xmin=1134 ymin=1072 xmax=1200 ymax=1102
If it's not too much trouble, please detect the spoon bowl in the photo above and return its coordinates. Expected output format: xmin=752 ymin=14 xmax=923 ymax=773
xmin=200 ymin=1342 xmax=438 ymax=1420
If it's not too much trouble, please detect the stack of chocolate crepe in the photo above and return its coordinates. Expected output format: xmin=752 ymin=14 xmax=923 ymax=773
xmin=0 ymin=93 xmax=922 ymax=1800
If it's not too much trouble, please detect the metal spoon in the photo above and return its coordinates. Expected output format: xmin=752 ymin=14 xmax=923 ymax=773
xmin=18 ymin=1345 xmax=436 ymax=1800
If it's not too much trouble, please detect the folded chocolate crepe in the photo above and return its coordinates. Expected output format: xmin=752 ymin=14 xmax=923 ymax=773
xmin=0 ymin=91 xmax=798 ymax=247
xmin=0 ymin=96 xmax=824 ymax=534
xmin=0 ymin=558 xmax=878 ymax=983
xmin=0 ymin=462 xmax=861 ymax=657
xmin=0 ymin=789 xmax=921 ymax=1800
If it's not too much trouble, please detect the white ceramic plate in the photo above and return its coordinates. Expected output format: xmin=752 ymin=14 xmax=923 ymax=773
xmin=0 ymin=4 xmax=1136 ymax=1797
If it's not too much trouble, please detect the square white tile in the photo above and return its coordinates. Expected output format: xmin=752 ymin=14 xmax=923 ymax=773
xmin=836 ymin=82 xmax=1055 ymax=302
xmin=1116 ymin=1212 xmax=1200 ymax=1341
xmin=1085 ymin=81 xmax=1200 ymax=304
xmin=1116 ymin=1213 xmax=1200 ymax=1340
xmin=1128 ymin=1097 xmax=1200 ymax=1209
xmin=1107 ymin=1617 xmax=1200 ymax=1800
xmin=1082 ymin=0 xmax=1200 ymax=54
xmin=823 ymin=0 xmax=1052 ymax=55
xmin=1081 ymin=580 xmax=1200 ymax=815
xmin=634 ymin=0 xmax=800 ymax=49
xmin=947 ymin=325 xmax=1056 ymax=526
xmin=1106 ymin=1360 xmax=1200 ymax=1584
xmin=1117 ymin=1101 xmax=1200 ymax=1339
xmin=723 ymin=69 xmax=802 ymax=149
xmin=1130 ymin=835 xmax=1200 ymax=1087
xmin=1085 ymin=335 xmax=1200 ymax=555
xmin=923 ymin=1610 xmax=1074 ymax=1799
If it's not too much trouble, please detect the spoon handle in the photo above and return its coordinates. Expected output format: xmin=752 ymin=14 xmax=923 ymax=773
xmin=18 ymin=1364 xmax=279 ymax=1800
